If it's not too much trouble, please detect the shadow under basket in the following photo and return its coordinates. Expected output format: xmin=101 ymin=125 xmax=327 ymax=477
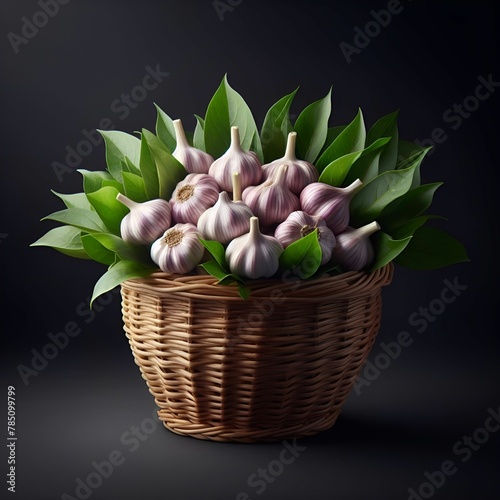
xmin=120 ymin=264 xmax=393 ymax=443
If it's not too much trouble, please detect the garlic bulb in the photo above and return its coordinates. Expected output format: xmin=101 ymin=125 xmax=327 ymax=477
xmin=300 ymin=179 xmax=363 ymax=234
xmin=197 ymin=173 xmax=253 ymax=244
xmin=172 ymin=119 xmax=214 ymax=174
xmin=332 ymin=222 xmax=380 ymax=271
xmin=242 ymin=164 xmax=300 ymax=227
xmin=150 ymin=223 xmax=204 ymax=274
xmin=170 ymin=173 xmax=219 ymax=225
xmin=226 ymin=216 xmax=283 ymax=279
xmin=261 ymin=132 xmax=319 ymax=194
xmin=116 ymin=193 xmax=171 ymax=245
xmin=208 ymin=126 xmax=262 ymax=192
xmin=274 ymin=211 xmax=336 ymax=265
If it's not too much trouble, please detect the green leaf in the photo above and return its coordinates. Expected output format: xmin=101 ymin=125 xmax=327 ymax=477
xmin=343 ymin=138 xmax=390 ymax=186
xmin=98 ymin=130 xmax=141 ymax=182
xmin=139 ymin=131 xmax=160 ymax=199
xmin=396 ymin=142 xmax=429 ymax=188
xmin=141 ymin=128 xmax=170 ymax=153
xmin=86 ymin=186 xmax=129 ymax=235
xmin=204 ymin=75 xmax=262 ymax=161
xmin=51 ymin=191 xmax=94 ymax=211
xmin=81 ymin=234 xmax=115 ymax=265
xmin=316 ymin=108 xmax=365 ymax=170
xmin=30 ymin=226 xmax=90 ymax=260
xmin=78 ymin=169 xmax=121 ymax=195
xmin=294 ymin=87 xmax=332 ymax=163
xmin=260 ymin=88 xmax=298 ymax=162
xmin=199 ymin=259 xmax=229 ymax=280
xmin=122 ymin=172 xmax=148 ymax=203
xmin=42 ymin=208 xmax=107 ymax=233
xmin=366 ymin=110 xmax=399 ymax=173
xmin=84 ymin=232 xmax=152 ymax=265
xmin=278 ymin=230 xmax=322 ymax=279
xmin=148 ymin=144 xmax=188 ymax=200
xmin=350 ymin=156 xmax=423 ymax=226
xmin=319 ymin=125 xmax=347 ymax=157
xmin=193 ymin=115 xmax=205 ymax=150
xmin=318 ymin=151 xmax=362 ymax=186
xmin=237 ymin=285 xmax=250 ymax=300
xmin=370 ymin=231 xmax=412 ymax=271
xmin=154 ymin=104 xmax=176 ymax=152
xmin=380 ymin=182 xmax=443 ymax=231
xmin=91 ymin=259 xmax=155 ymax=307
xmin=390 ymin=215 xmax=446 ymax=239
xmin=199 ymin=239 xmax=229 ymax=271
xmin=395 ymin=226 xmax=469 ymax=270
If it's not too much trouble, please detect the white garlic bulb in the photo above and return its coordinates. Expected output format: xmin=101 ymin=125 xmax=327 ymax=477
xmin=274 ymin=211 xmax=336 ymax=265
xmin=261 ymin=132 xmax=319 ymax=194
xmin=150 ymin=223 xmax=204 ymax=274
xmin=197 ymin=173 xmax=253 ymax=244
xmin=226 ymin=216 xmax=283 ymax=279
xmin=116 ymin=193 xmax=171 ymax=245
xmin=242 ymin=164 xmax=300 ymax=227
xmin=300 ymin=179 xmax=363 ymax=234
xmin=208 ymin=126 xmax=262 ymax=192
xmin=170 ymin=173 xmax=220 ymax=225
xmin=172 ymin=119 xmax=214 ymax=174
xmin=332 ymin=222 xmax=380 ymax=271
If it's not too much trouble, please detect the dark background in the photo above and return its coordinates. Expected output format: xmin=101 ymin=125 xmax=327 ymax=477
xmin=1 ymin=1 xmax=499 ymax=499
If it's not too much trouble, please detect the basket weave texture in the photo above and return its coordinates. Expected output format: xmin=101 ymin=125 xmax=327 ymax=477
xmin=120 ymin=264 xmax=393 ymax=442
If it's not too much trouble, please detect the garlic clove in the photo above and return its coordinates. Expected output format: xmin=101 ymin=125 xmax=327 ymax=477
xmin=332 ymin=221 xmax=380 ymax=271
xmin=208 ymin=126 xmax=262 ymax=192
xmin=116 ymin=193 xmax=171 ymax=245
xmin=150 ymin=223 xmax=204 ymax=274
xmin=242 ymin=164 xmax=300 ymax=227
xmin=170 ymin=173 xmax=220 ymax=225
xmin=274 ymin=211 xmax=336 ymax=265
xmin=172 ymin=119 xmax=214 ymax=174
xmin=225 ymin=216 xmax=283 ymax=279
xmin=262 ymin=132 xmax=319 ymax=194
xmin=300 ymin=178 xmax=363 ymax=234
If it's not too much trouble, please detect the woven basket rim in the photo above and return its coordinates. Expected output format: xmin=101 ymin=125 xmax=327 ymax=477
xmin=121 ymin=263 xmax=393 ymax=301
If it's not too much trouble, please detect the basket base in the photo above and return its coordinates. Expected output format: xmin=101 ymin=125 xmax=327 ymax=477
xmin=158 ymin=410 xmax=341 ymax=443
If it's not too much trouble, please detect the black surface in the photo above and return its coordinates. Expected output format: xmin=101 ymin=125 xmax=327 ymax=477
xmin=1 ymin=1 xmax=499 ymax=499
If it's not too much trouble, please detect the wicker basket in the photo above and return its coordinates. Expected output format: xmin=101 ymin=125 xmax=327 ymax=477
xmin=120 ymin=264 xmax=393 ymax=442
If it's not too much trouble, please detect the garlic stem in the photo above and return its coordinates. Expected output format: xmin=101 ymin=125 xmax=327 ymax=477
xmin=355 ymin=221 xmax=381 ymax=238
xmin=232 ymin=172 xmax=242 ymax=201
xmin=116 ymin=192 xmax=138 ymax=210
xmin=173 ymin=119 xmax=189 ymax=147
xmin=230 ymin=126 xmax=242 ymax=152
xmin=345 ymin=178 xmax=363 ymax=194
xmin=249 ymin=216 xmax=260 ymax=240
xmin=273 ymin=164 xmax=288 ymax=185
xmin=284 ymin=132 xmax=297 ymax=161
xmin=218 ymin=191 xmax=231 ymax=203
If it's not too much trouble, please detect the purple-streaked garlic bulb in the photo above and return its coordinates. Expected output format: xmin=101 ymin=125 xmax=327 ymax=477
xmin=261 ymin=132 xmax=319 ymax=194
xmin=116 ymin=193 xmax=171 ymax=245
xmin=150 ymin=223 xmax=204 ymax=274
xmin=170 ymin=173 xmax=219 ymax=225
xmin=300 ymin=179 xmax=363 ymax=234
xmin=274 ymin=211 xmax=336 ymax=265
xmin=242 ymin=164 xmax=300 ymax=227
xmin=208 ymin=126 xmax=262 ymax=192
xmin=197 ymin=173 xmax=253 ymax=244
xmin=225 ymin=216 xmax=283 ymax=279
xmin=172 ymin=119 xmax=214 ymax=174
xmin=332 ymin=222 xmax=380 ymax=271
